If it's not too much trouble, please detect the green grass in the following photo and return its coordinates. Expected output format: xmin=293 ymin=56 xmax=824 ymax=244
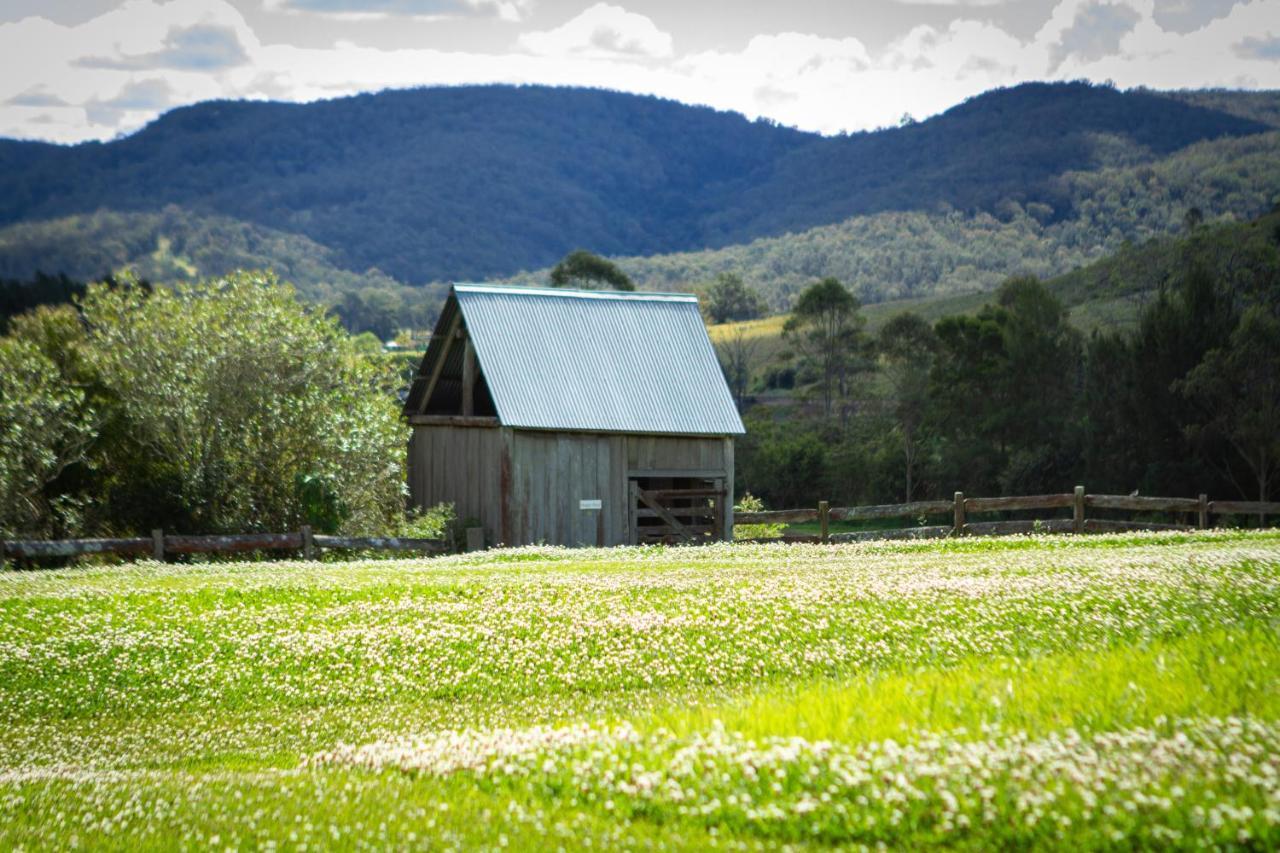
xmin=1 ymin=530 xmax=1278 ymax=848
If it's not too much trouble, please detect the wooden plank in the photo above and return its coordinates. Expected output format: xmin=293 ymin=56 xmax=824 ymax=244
xmin=415 ymin=310 xmax=460 ymax=414
xmin=1086 ymin=494 xmax=1202 ymax=512
xmin=460 ymin=337 xmax=476 ymax=417
xmin=964 ymin=519 xmax=1074 ymax=537
xmin=635 ymin=506 xmax=718 ymax=519
xmin=734 ymin=509 xmax=820 ymax=524
xmin=609 ymin=436 xmax=626 ymax=546
xmin=3 ymin=537 xmax=151 ymax=559
xmin=641 ymin=488 xmax=724 ymax=500
xmin=1198 ymin=494 xmax=1209 ymax=529
xmin=723 ymin=437 xmax=735 ymax=542
xmin=635 ymin=488 xmax=695 ymax=542
xmin=830 ymin=525 xmax=953 ymax=543
xmin=164 ymin=533 xmax=303 ymax=554
xmin=1209 ymin=500 xmax=1280 ymax=515
xmin=628 ymin=479 xmax=639 ymax=545
xmin=626 ymin=468 xmax=728 ymax=479
xmin=1083 ymin=519 xmax=1195 ymax=533
xmin=313 ymin=536 xmax=446 ymax=552
xmin=406 ymin=415 xmax=499 ymax=427
xmin=1073 ymin=486 xmax=1085 ymax=534
xmin=828 ymin=500 xmax=953 ymax=521
xmin=953 ymin=492 xmax=965 ymax=536
xmin=818 ymin=501 xmax=829 ymax=543
xmin=965 ymin=494 xmax=1074 ymax=512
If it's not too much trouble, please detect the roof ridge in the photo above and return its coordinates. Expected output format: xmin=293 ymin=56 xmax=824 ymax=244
xmin=453 ymin=283 xmax=697 ymax=302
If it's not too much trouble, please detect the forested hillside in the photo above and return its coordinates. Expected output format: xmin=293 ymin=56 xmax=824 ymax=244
xmin=0 ymin=208 xmax=445 ymax=336
xmin=1 ymin=81 xmax=1276 ymax=287
xmin=515 ymin=131 xmax=1280 ymax=310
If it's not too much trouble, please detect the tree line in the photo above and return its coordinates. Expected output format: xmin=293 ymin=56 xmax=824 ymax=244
xmin=728 ymin=224 xmax=1280 ymax=511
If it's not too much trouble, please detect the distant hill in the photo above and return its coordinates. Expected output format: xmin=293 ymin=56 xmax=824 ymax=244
xmin=1 ymin=81 xmax=1275 ymax=286
xmin=708 ymin=208 xmax=1280 ymax=372
xmin=528 ymin=130 xmax=1280 ymax=310
xmin=0 ymin=208 xmax=446 ymax=336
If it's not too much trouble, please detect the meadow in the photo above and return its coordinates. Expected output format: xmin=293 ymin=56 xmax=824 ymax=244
xmin=1 ymin=530 xmax=1278 ymax=849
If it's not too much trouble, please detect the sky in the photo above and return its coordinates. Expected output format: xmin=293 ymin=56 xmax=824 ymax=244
xmin=1 ymin=0 xmax=1278 ymax=144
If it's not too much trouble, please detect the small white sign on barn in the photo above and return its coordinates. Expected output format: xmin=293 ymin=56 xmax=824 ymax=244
xmin=579 ymin=499 xmax=603 ymax=511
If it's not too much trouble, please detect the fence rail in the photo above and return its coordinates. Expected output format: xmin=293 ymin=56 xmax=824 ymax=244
xmin=736 ymin=486 xmax=1277 ymax=542
xmin=2 ymin=525 xmax=448 ymax=564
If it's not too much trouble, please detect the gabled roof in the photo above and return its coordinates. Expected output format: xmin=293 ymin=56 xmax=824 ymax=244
xmin=405 ymin=284 xmax=745 ymax=436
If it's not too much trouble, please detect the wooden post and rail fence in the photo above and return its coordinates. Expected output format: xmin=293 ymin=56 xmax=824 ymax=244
xmin=734 ymin=487 xmax=1279 ymax=543
xmin=2 ymin=488 xmax=1275 ymax=564
xmin=1 ymin=526 xmax=450 ymax=565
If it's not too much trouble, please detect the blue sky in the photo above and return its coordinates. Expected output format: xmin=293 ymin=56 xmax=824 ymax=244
xmin=2 ymin=0 xmax=1278 ymax=142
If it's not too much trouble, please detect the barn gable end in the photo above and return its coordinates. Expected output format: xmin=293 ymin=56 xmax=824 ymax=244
xmin=405 ymin=284 xmax=743 ymax=548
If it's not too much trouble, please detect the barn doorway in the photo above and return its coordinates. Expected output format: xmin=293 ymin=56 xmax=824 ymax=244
xmin=628 ymin=475 xmax=726 ymax=545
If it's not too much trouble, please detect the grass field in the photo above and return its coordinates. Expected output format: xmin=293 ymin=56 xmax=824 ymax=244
xmin=2 ymin=531 xmax=1278 ymax=849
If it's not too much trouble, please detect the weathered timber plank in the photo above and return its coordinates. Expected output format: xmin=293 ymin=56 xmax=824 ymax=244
xmin=964 ymin=519 xmax=1074 ymax=536
xmin=829 ymin=525 xmax=953 ymax=543
xmin=1083 ymin=519 xmax=1195 ymax=533
xmin=635 ymin=506 xmax=718 ymax=519
xmin=828 ymin=500 xmax=953 ymax=521
xmin=635 ymin=489 xmax=695 ymax=542
xmin=3 ymin=537 xmax=151 ymax=558
xmin=965 ymin=494 xmax=1074 ymax=512
xmin=734 ymin=509 xmax=820 ymax=524
xmin=313 ymin=536 xmax=447 ymax=552
xmin=641 ymin=488 xmax=724 ymax=500
xmin=1086 ymin=494 xmax=1201 ymax=512
xmin=1209 ymin=500 xmax=1280 ymax=515
xmin=164 ymin=533 xmax=303 ymax=554
xmin=406 ymin=415 xmax=499 ymax=427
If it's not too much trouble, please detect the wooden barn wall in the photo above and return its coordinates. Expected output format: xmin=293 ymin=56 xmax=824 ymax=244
xmin=410 ymin=427 xmax=737 ymax=548
xmin=506 ymin=431 xmax=629 ymax=547
xmin=626 ymin=436 xmax=727 ymax=474
xmin=408 ymin=425 xmax=504 ymax=540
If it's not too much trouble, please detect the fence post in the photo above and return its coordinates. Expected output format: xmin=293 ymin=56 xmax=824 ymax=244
xmin=1198 ymin=494 xmax=1209 ymax=530
xmin=818 ymin=501 xmax=830 ymax=543
xmin=953 ymin=491 xmax=965 ymax=536
xmin=1073 ymin=485 xmax=1085 ymax=534
xmin=301 ymin=525 xmax=314 ymax=561
xmin=151 ymin=528 xmax=164 ymax=562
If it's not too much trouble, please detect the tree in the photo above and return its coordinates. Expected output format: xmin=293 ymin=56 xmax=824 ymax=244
xmin=549 ymin=250 xmax=635 ymax=291
xmin=704 ymin=273 xmax=765 ymax=324
xmin=876 ymin=312 xmax=938 ymax=502
xmin=78 ymin=271 xmax=406 ymax=534
xmin=782 ymin=278 xmax=864 ymax=418
xmin=1178 ymin=306 xmax=1280 ymax=505
xmin=715 ymin=326 xmax=759 ymax=411
xmin=0 ymin=337 xmax=95 ymax=536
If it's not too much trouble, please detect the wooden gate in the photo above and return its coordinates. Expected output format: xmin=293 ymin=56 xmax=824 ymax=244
xmin=628 ymin=481 xmax=726 ymax=545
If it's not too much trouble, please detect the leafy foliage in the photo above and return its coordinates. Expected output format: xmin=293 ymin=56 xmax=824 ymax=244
xmin=0 ymin=336 xmax=94 ymax=536
xmin=702 ymin=273 xmax=765 ymax=323
xmin=0 ymin=271 xmax=409 ymax=538
xmin=549 ymin=249 xmax=635 ymax=291
xmin=74 ymin=271 xmax=406 ymax=534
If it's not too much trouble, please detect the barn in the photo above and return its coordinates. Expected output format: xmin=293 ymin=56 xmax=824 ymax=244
xmin=403 ymin=284 xmax=745 ymax=547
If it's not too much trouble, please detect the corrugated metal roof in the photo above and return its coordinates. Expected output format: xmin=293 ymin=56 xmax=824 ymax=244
xmin=407 ymin=284 xmax=744 ymax=435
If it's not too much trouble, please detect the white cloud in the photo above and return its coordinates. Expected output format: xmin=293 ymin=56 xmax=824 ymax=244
xmin=262 ymin=0 xmax=532 ymax=23
xmin=518 ymin=3 xmax=674 ymax=59
xmin=3 ymin=0 xmax=1280 ymax=143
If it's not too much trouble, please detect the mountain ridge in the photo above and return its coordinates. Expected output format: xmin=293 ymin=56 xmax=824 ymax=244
xmin=1 ymin=81 xmax=1275 ymax=285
